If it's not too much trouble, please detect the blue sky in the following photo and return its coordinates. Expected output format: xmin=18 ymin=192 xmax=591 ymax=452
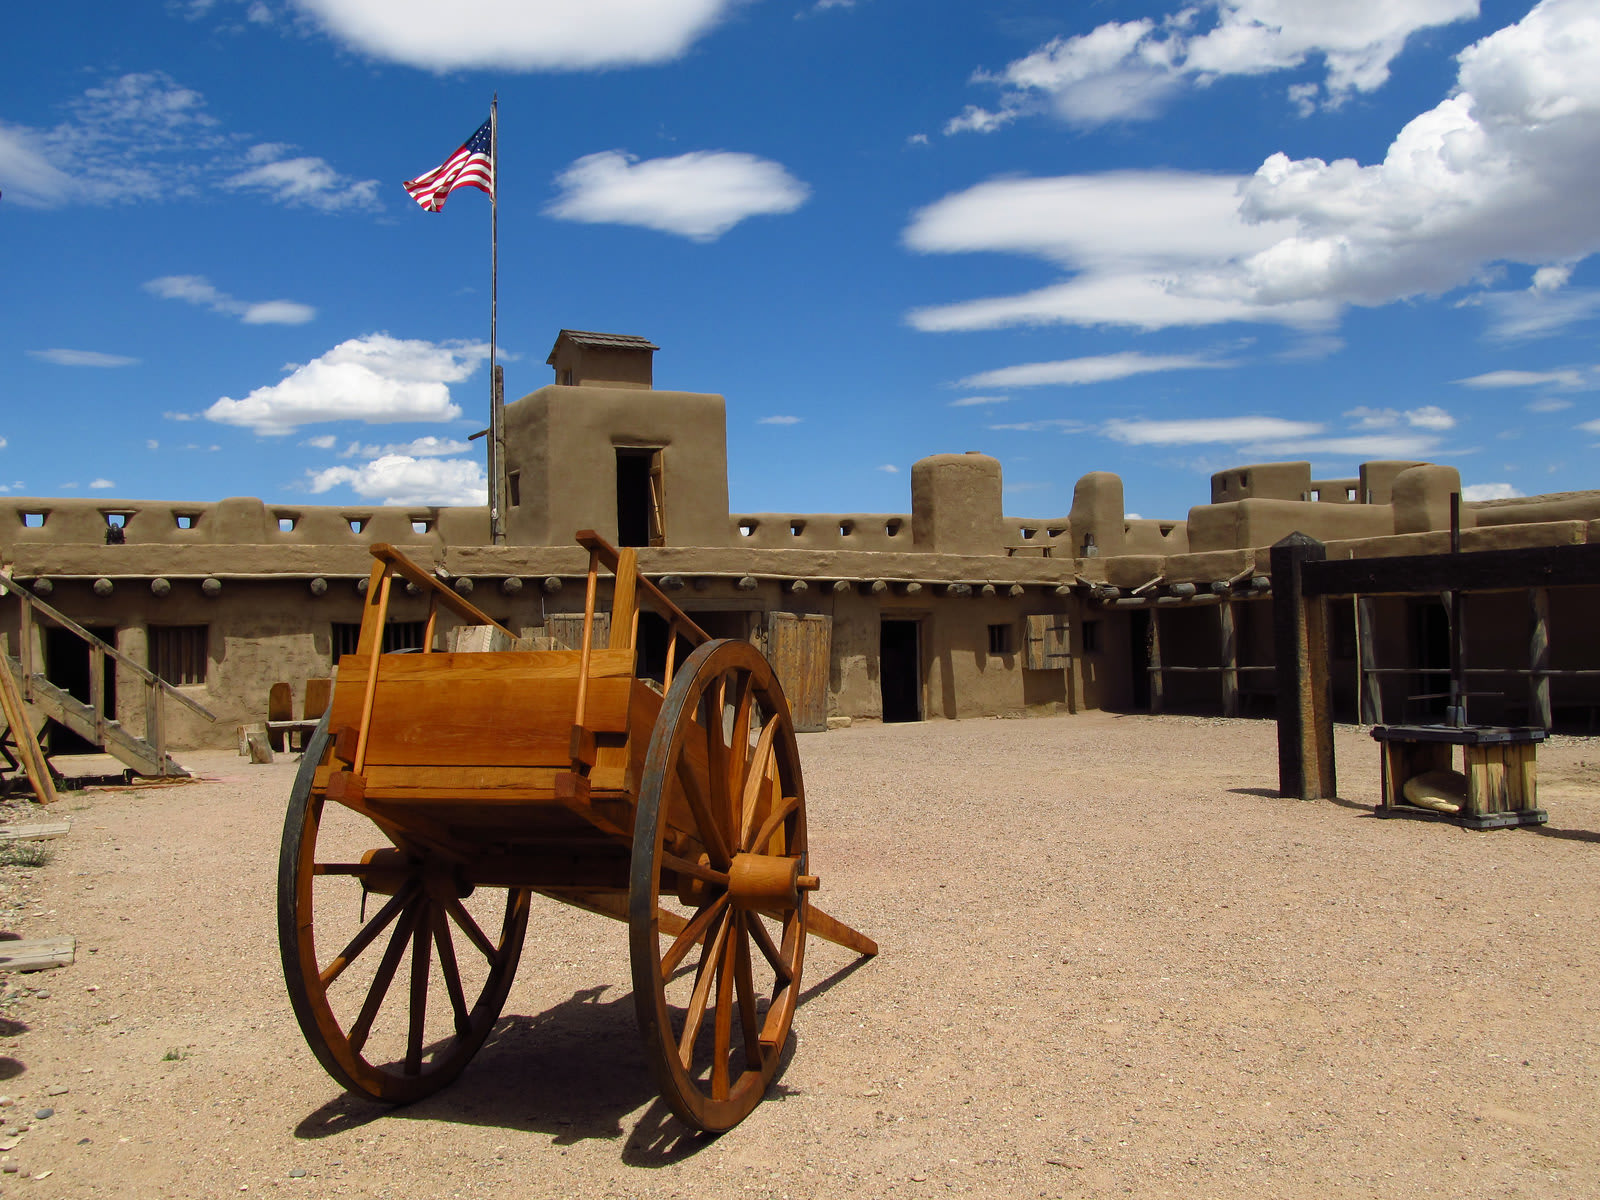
xmin=4 ymin=0 xmax=1599 ymax=523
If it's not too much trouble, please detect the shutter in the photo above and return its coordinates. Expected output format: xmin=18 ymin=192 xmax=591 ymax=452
xmin=648 ymin=455 xmax=666 ymax=547
xmin=1024 ymin=614 xmax=1071 ymax=670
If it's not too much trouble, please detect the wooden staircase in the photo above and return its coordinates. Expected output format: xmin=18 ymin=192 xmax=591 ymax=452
xmin=2 ymin=574 xmax=215 ymax=778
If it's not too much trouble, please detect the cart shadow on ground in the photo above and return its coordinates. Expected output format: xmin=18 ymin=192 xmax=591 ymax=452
xmin=1227 ymin=785 xmax=1376 ymax=813
xmin=292 ymin=954 xmax=871 ymax=1165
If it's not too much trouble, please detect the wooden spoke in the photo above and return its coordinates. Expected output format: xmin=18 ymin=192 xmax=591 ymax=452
xmin=677 ymin=907 xmax=732 ymax=1069
xmin=443 ymin=895 xmax=497 ymax=962
xmin=405 ymin=901 xmax=432 ymax=1075
xmin=746 ymin=910 xmax=793 ymax=982
xmin=348 ymin=898 xmax=421 ymax=1055
xmin=660 ymin=893 xmax=729 ymax=981
xmin=739 ymin=715 xmax=780 ymax=850
xmin=661 ymin=850 xmax=729 ymax=888
xmin=674 ymin=755 xmax=731 ymax=869
xmin=631 ymin=638 xmax=812 ymax=1133
xmin=711 ymin=921 xmax=737 ymax=1100
xmin=319 ymin=881 xmax=418 ymax=988
xmin=432 ymin=904 xmax=471 ymax=1038
xmin=749 ymin=794 xmax=799 ymax=858
xmin=733 ymin=914 xmax=763 ymax=1068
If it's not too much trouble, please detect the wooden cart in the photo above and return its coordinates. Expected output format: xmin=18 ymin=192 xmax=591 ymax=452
xmin=277 ymin=532 xmax=876 ymax=1132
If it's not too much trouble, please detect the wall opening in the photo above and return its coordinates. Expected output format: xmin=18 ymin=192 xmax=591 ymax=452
xmin=879 ymin=619 xmax=921 ymax=723
xmin=507 ymin=471 xmax=520 ymax=507
xmin=1129 ymin=609 xmax=1152 ymax=710
xmin=332 ymin=620 xmax=427 ymax=659
xmin=616 ymin=447 xmax=664 ymax=548
xmin=44 ymin=623 xmax=118 ymax=754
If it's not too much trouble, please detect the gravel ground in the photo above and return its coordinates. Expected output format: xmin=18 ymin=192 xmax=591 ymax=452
xmin=2 ymin=712 xmax=1599 ymax=1199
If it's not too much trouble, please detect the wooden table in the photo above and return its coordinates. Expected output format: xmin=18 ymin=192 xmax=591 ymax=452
xmin=1370 ymin=724 xmax=1547 ymax=829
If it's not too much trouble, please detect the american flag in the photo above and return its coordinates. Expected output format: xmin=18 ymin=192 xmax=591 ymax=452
xmin=402 ymin=118 xmax=494 ymax=212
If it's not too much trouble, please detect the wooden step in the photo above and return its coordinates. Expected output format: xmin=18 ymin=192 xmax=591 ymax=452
xmin=0 ymin=822 xmax=70 ymax=842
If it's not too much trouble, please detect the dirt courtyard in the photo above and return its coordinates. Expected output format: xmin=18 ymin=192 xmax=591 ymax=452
xmin=2 ymin=712 xmax=1599 ymax=1199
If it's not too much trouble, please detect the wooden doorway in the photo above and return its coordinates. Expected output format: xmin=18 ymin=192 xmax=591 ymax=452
xmin=766 ymin=613 xmax=831 ymax=733
xmin=879 ymin=619 xmax=921 ymax=724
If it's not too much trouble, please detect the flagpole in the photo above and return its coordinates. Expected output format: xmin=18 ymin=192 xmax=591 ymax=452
xmin=488 ymin=94 xmax=505 ymax=546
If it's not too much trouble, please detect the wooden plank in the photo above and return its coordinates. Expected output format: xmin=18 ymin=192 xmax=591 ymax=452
xmin=332 ymin=763 xmax=631 ymax=801
xmin=0 ymin=937 xmax=74 ymax=972
xmin=303 ymin=677 xmax=332 ymax=721
xmin=1515 ymin=742 xmax=1538 ymax=812
xmin=0 ymin=654 xmax=57 ymax=805
xmin=609 ymin=548 xmax=639 ymax=651
xmin=268 ymin=682 xmax=294 ymax=752
xmin=0 ymin=821 xmax=70 ymax=842
xmin=544 ymin=613 xmax=611 ymax=653
xmin=804 ymin=905 xmax=877 ymax=956
xmin=366 ymin=544 xmax=522 ymax=639
xmin=327 ymin=673 xmax=635 ymax=768
xmin=1303 ymin=541 xmax=1600 ymax=598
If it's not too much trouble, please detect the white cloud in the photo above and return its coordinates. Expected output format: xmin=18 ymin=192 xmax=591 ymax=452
xmin=294 ymin=0 xmax=744 ymax=71
xmin=1456 ymin=368 xmax=1588 ymax=389
xmin=308 ymin=454 xmax=487 ymax=506
xmin=904 ymin=172 xmax=1336 ymax=332
xmin=1104 ymin=416 xmax=1322 ymax=446
xmin=2 ymin=72 xmax=375 ymax=212
xmin=952 ymin=1 xmax=1479 ymax=131
xmin=1459 ymin=287 xmax=1600 ymax=340
xmin=914 ymin=1 xmax=1600 ymax=335
xmin=957 ymin=352 xmax=1232 ymax=390
xmin=27 ymin=348 xmax=139 ymax=367
xmin=948 ymin=395 xmax=1008 ymax=407
xmin=340 ymin=436 xmax=473 ymax=458
xmin=146 ymin=439 xmax=159 ymax=450
xmin=205 ymin=334 xmax=488 ymax=434
xmin=988 ymin=419 xmax=1093 ymax=433
xmin=220 ymin=144 xmax=381 ymax=212
xmin=1348 ymin=404 xmax=1456 ymax=430
xmin=1230 ymin=1 xmax=1600 ymax=309
xmin=546 ymin=151 xmax=809 ymax=242
xmin=304 ymin=434 xmax=338 ymax=449
xmin=1527 ymin=397 xmax=1574 ymax=412
xmin=877 ymin=463 xmax=899 ymax=473
xmin=0 ymin=438 xmax=7 ymax=450
xmin=944 ymin=105 xmax=1019 ymax=136
xmin=89 ymin=478 xmax=115 ymax=489
xmin=1462 ymin=482 xmax=1525 ymax=500
xmin=759 ymin=415 xmax=802 ymax=425
xmin=144 ymin=275 xmax=316 ymax=325
xmin=1241 ymin=433 xmax=1444 ymax=458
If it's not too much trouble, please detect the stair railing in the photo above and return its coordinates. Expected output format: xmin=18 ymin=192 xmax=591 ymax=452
xmin=0 ymin=572 xmax=216 ymax=775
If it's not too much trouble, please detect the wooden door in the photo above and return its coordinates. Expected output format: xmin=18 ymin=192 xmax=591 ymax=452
xmin=1023 ymin=614 xmax=1071 ymax=670
xmin=544 ymin=612 xmax=611 ymax=652
xmin=766 ymin=613 xmax=832 ymax=733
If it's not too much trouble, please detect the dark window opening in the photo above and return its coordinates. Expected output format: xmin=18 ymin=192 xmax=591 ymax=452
xmin=332 ymin=620 xmax=427 ymax=659
xmin=22 ymin=512 xmax=45 ymax=528
xmin=175 ymin=513 xmax=197 ymax=530
xmin=1082 ymin=620 xmax=1101 ymax=655
xmin=1129 ymin=610 xmax=1151 ymax=710
xmin=880 ymin=619 xmax=921 ymax=723
xmin=616 ymin=448 xmax=664 ymax=548
xmin=149 ymin=625 xmax=207 ymax=687
xmin=507 ymin=471 xmax=521 ymax=507
xmin=987 ymin=624 xmax=1013 ymax=655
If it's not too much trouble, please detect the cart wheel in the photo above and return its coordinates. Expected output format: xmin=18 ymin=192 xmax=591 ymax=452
xmin=278 ymin=716 xmax=531 ymax=1104
xmin=630 ymin=639 xmax=809 ymax=1132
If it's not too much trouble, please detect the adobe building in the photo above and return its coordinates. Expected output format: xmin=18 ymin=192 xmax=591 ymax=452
xmin=5 ymin=329 xmax=1600 ymax=758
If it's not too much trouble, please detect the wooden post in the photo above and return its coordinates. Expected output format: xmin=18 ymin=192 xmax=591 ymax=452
xmin=1219 ymin=600 xmax=1238 ymax=718
xmin=1356 ymin=596 xmax=1380 ymax=725
xmin=1529 ymin=588 xmax=1551 ymax=730
xmin=1148 ymin=607 xmax=1164 ymax=715
xmin=1272 ymin=532 xmax=1336 ymax=800
xmin=144 ymin=678 xmax=167 ymax=772
xmin=89 ymin=642 xmax=106 ymax=744
xmin=17 ymin=595 xmax=34 ymax=701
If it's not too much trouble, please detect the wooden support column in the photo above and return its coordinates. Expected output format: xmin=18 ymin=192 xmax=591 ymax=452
xmin=1356 ymin=596 xmax=1379 ymax=725
xmin=1219 ymin=600 xmax=1238 ymax=718
xmin=1529 ymin=588 xmax=1551 ymax=730
xmin=1148 ymin=607 xmax=1164 ymax=715
xmin=1272 ymin=532 xmax=1336 ymax=800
